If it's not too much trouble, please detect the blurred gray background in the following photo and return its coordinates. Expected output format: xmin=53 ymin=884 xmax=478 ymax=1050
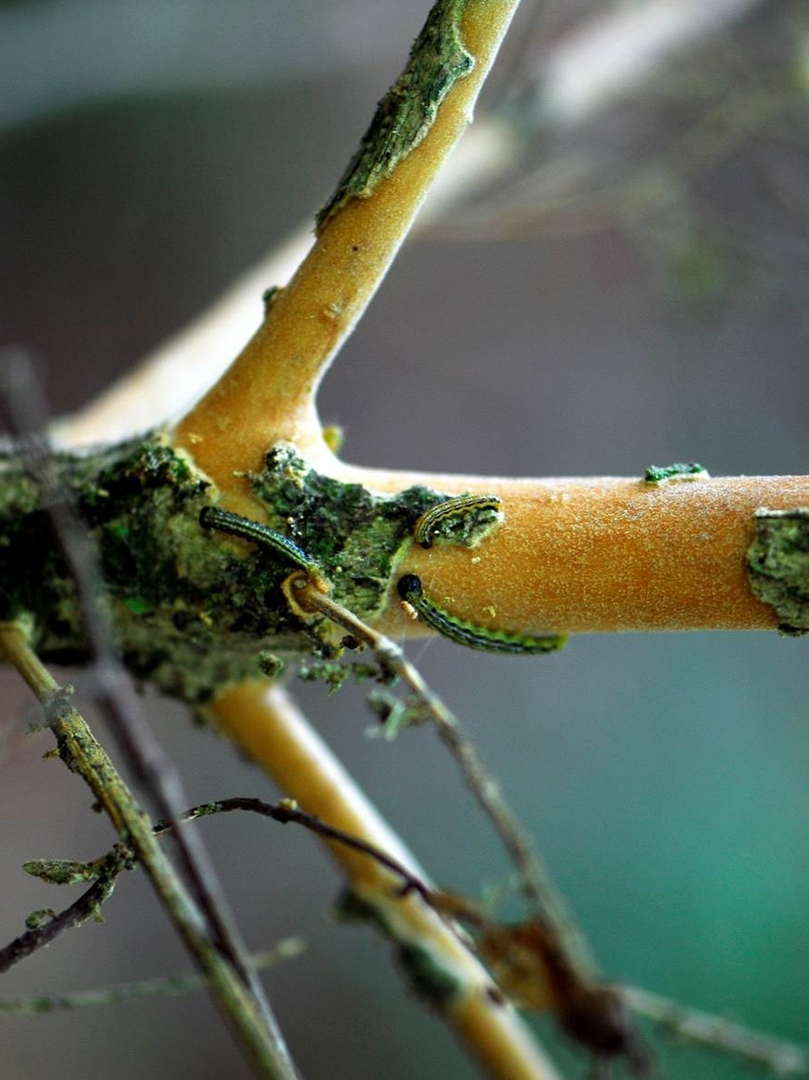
xmin=1 ymin=1 xmax=807 ymax=1077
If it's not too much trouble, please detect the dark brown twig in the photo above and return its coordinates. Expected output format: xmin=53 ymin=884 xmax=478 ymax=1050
xmin=0 ymin=849 xmax=128 ymax=975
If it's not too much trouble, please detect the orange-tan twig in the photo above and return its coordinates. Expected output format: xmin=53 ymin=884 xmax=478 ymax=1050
xmin=211 ymin=680 xmax=566 ymax=1080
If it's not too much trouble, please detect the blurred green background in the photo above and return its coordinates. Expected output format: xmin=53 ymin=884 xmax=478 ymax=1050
xmin=1 ymin=2 xmax=807 ymax=1077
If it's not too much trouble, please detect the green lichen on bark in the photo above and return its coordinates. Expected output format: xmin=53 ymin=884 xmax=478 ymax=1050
xmin=246 ymin=444 xmax=440 ymax=617
xmin=24 ymin=910 xmax=57 ymax=931
xmin=643 ymin=462 xmax=709 ymax=483
xmin=746 ymin=507 xmax=809 ymax=635
xmin=23 ymin=858 xmax=103 ymax=886
xmin=334 ymin=888 xmax=462 ymax=1011
xmin=316 ymin=0 xmax=474 ymax=230
xmin=0 ymin=436 xmax=449 ymax=702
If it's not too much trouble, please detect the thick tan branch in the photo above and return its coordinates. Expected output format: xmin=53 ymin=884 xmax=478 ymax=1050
xmin=174 ymin=0 xmax=523 ymax=494
xmin=211 ymin=681 xmax=565 ymax=1080
xmin=337 ymin=467 xmax=808 ymax=634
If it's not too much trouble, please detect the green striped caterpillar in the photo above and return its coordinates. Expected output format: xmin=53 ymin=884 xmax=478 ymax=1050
xmin=413 ymin=494 xmax=503 ymax=549
xmin=397 ymin=574 xmax=567 ymax=655
xmin=199 ymin=506 xmax=319 ymax=573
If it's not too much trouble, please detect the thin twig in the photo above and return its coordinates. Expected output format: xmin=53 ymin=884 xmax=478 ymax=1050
xmin=285 ymin=575 xmax=658 ymax=1070
xmin=624 ymin=985 xmax=809 ymax=1077
xmin=1 ymin=353 xmax=262 ymax=985
xmin=9 ymin=783 xmax=803 ymax=1076
xmin=287 ymin=573 xmax=592 ymax=970
xmin=0 ymin=850 xmax=127 ymax=975
xmin=0 ymin=796 xmax=434 ymax=976
xmin=0 ymin=940 xmax=306 ymax=1016
xmin=0 ymin=625 xmax=299 ymax=1080
xmin=165 ymin=798 xmax=434 ymax=900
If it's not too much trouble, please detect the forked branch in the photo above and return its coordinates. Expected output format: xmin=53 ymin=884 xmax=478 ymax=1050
xmin=174 ymin=0 xmax=524 ymax=496
xmin=164 ymin=0 xmax=808 ymax=640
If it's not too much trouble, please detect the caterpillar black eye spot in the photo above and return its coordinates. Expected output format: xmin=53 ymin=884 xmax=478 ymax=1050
xmin=397 ymin=573 xmax=423 ymax=601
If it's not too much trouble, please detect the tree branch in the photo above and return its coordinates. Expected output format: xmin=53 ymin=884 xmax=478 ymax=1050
xmin=173 ymin=0 xmax=524 ymax=498
xmin=0 ymin=624 xmax=299 ymax=1080
xmin=355 ymin=471 xmax=809 ymax=635
xmin=0 ymin=850 xmax=126 ymax=976
xmin=210 ymin=680 xmax=566 ymax=1080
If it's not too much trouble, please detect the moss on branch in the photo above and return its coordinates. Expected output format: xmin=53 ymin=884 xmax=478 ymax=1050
xmin=0 ymin=437 xmax=452 ymax=701
xmin=316 ymin=0 xmax=474 ymax=229
xmin=3 ymin=436 xmax=808 ymax=702
xmin=747 ymin=507 xmax=809 ymax=635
